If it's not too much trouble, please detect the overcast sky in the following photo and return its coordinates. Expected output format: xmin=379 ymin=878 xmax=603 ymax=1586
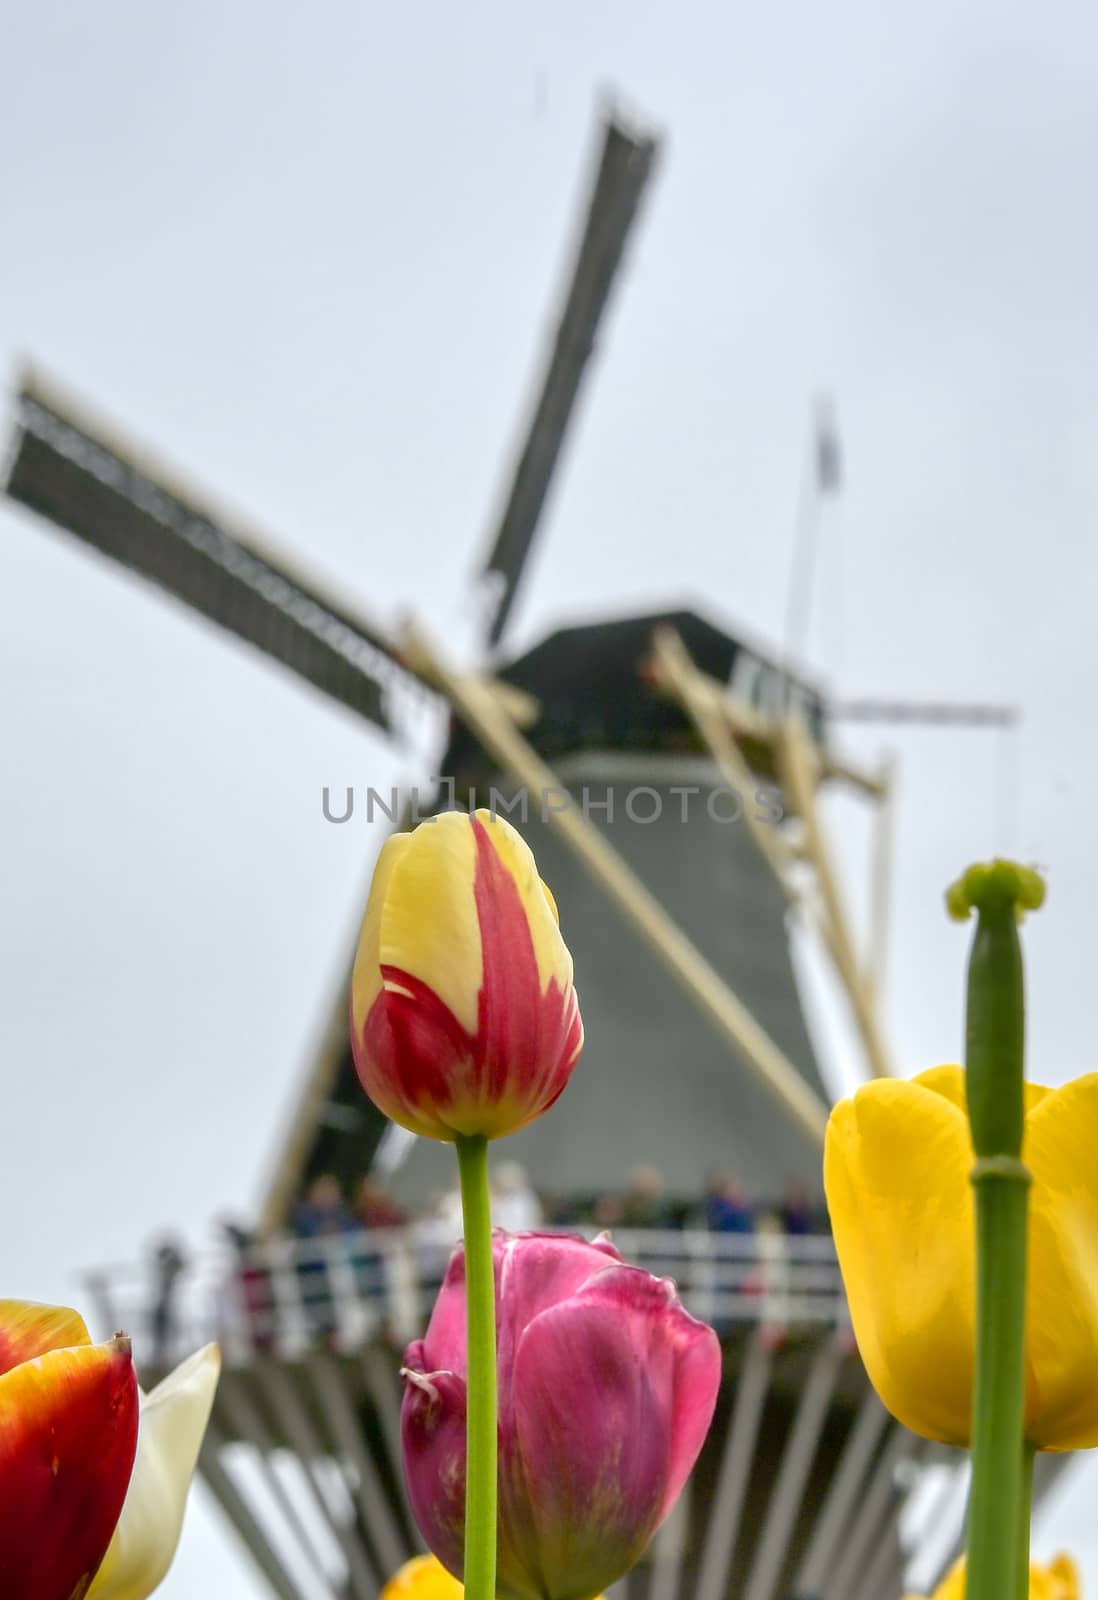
xmin=3 ymin=0 xmax=1098 ymax=1591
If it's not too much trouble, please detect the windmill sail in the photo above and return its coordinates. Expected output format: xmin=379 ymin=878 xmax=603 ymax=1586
xmin=479 ymin=111 xmax=660 ymax=648
xmin=5 ymin=370 xmax=431 ymax=734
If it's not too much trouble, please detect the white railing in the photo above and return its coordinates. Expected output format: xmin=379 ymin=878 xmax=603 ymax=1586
xmin=82 ymin=1225 xmax=848 ymax=1371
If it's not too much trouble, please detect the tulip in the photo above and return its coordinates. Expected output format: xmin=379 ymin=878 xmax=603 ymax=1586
xmin=904 ymin=1552 xmax=1078 ymax=1600
xmin=381 ymin=1554 xmax=465 ymax=1600
xmin=351 ymin=809 xmax=583 ymax=1142
xmin=0 ymin=1299 xmax=219 ymax=1600
xmin=88 ymin=1342 xmax=221 ymax=1600
xmin=0 ymin=1299 xmax=139 ymax=1600
xmin=402 ymin=1231 xmax=721 ymax=1600
xmin=381 ymin=1554 xmax=606 ymax=1600
xmin=824 ymin=1064 xmax=1098 ymax=1449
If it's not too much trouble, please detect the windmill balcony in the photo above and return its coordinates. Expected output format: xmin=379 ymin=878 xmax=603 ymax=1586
xmin=83 ymin=1224 xmax=850 ymax=1373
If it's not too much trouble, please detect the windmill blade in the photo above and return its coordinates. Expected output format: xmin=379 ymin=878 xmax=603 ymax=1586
xmin=479 ymin=109 xmax=661 ymax=649
xmin=4 ymin=368 xmax=435 ymax=735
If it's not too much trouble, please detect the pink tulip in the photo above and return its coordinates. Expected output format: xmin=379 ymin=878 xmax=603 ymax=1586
xmin=401 ymin=1232 xmax=722 ymax=1600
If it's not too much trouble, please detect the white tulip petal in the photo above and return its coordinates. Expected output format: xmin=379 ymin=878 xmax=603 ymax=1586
xmin=88 ymin=1342 xmax=221 ymax=1600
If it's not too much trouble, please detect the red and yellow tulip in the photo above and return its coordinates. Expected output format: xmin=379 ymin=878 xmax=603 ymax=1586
xmin=0 ymin=1300 xmax=139 ymax=1600
xmin=351 ymin=810 xmax=583 ymax=1142
xmin=825 ymin=1065 xmax=1098 ymax=1449
xmin=0 ymin=1299 xmax=219 ymax=1600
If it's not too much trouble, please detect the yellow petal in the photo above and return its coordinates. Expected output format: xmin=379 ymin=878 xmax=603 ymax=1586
xmin=376 ymin=812 xmax=483 ymax=1034
xmin=88 ymin=1343 xmax=221 ymax=1600
xmin=379 ymin=1554 xmax=606 ymax=1600
xmin=907 ymin=1553 xmax=1080 ymax=1600
xmin=1023 ymin=1073 xmax=1098 ymax=1448
xmin=381 ymin=1555 xmax=465 ymax=1600
xmin=351 ymin=832 xmax=414 ymax=1035
xmin=1041 ymin=1554 xmax=1081 ymax=1600
xmin=824 ymin=1076 xmax=976 ymax=1445
xmin=0 ymin=1299 xmax=90 ymax=1376
xmin=913 ymin=1064 xmax=1050 ymax=1120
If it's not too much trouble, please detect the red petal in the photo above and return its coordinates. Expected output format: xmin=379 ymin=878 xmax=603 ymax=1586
xmin=0 ymin=1336 xmax=139 ymax=1600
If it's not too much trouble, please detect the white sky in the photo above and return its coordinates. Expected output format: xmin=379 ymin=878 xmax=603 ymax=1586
xmin=2 ymin=0 xmax=1097 ymax=1591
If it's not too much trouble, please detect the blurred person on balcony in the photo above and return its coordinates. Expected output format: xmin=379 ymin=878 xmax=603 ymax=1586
xmin=491 ymin=1161 xmax=543 ymax=1232
xmin=352 ymin=1177 xmax=407 ymax=1306
xmin=148 ymin=1234 xmax=187 ymax=1365
xmin=219 ymin=1218 xmax=273 ymax=1353
xmin=292 ymin=1174 xmax=355 ymax=1341
xmin=621 ymin=1165 xmax=668 ymax=1229
xmin=704 ymin=1172 xmax=755 ymax=1235
xmin=356 ymin=1175 xmax=406 ymax=1230
xmin=779 ymin=1178 xmax=814 ymax=1237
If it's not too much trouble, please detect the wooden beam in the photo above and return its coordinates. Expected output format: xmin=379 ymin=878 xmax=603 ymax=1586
xmin=694 ymin=1335 xmax=773 ymax=1600
xmin=404 ymin=624 xmax=830 ymax=1149
xmin=642 ymin=626 xmax=886 ymax=800
xmin=777 ymin=722 xmax=894 ymax=1081
xmin=649 ymin=627 xmax=797 ymax=903
xmin=867 ymin=755 xmax=896 ymax=1005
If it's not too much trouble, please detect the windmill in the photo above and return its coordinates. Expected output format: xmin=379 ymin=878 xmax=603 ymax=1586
xmin=3 ymin=102 xmax=1054 ymax=1600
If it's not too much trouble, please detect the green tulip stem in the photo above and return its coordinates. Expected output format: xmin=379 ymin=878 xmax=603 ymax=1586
xmin=947 ymin=860 xmax=1044 ymax=1600
xmin=1017 ymin=1441 xmax=1036 ymax=1600
xmin=456 ymin=1134 xmax=498 ymax=1600
xmin=967 ymin=1156 xmax=1029 ymax=1600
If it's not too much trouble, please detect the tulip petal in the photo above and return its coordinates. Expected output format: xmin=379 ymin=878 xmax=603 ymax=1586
xmin=494 ymin=1231 xmax=624 ymax=1380
xmin=0 ymin=1300 xmax=91 ymax=1376
xmin=509 ymin=1265 xmax=719 ymax=1599
xmin=476 ymin=815 xmax=574 ymax=1001
xmin=824 ymin=1077 xmax=978 ymax=1445
xmin=378 ymin=812 xmax=485 ymax=1038
xmin=0 ymin=1336 xmax=139 ymax=1600
xmin=351 ymin=833 xmax=414 ymax=1033
xmin=381 ymin=1554 xmax=465 ymax=1600
xmin=400 ymin=1359 xmax=468 ymax=1582
xmin=87 ymin=1342 xmax=220 ymax=1600
xmin=915 ymin=1063 xmax=1051 ymax=1118
xmin=419 ymin=1251 xmax=470 ymax=1376
xmin=420 ymin=1232 xmax=626 ymax=1382
xmin=1022 ymin=1073 xmax=1098 ymax=1449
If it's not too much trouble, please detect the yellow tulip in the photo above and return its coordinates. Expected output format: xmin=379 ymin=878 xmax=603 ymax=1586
xmin=824 ymin=1065 xmax=1098 ymax=1449
xmin=380 ymin=1554 xmax=605 ymax=1600
xmin=905 ymin=1552 xmax=1079 ymax=1600
xmin=382 ymin=1555 xmax=465 ymax=1600
xmin=351 ymin=810 xmax=583 ymax=1142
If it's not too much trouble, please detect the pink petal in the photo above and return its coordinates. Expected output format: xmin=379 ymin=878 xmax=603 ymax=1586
xmin=510 ymin=1279 xmax=674 ymax=1596
xmin=420 ymin=1249 xmax=470 ymax=1375
xmin=400 ymin=1363 xmax=467 ymax=1581
xmin=495 ymin=1231 xmax=623 ymax=1382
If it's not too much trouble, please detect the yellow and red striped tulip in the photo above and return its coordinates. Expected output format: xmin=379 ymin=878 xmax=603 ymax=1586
xmin=0 ymin=1300 xmax=139 ymax=1600
xmin=825 ymin=1065 xmax=1098 ymax=1449
xmin=0 ymin=1299 xmax=219 ymax=1600
xmin=905 ymin=1552 xmax=1079 ymax=1600
xmin=351 ymin=810 xmax=583 ymax=1141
